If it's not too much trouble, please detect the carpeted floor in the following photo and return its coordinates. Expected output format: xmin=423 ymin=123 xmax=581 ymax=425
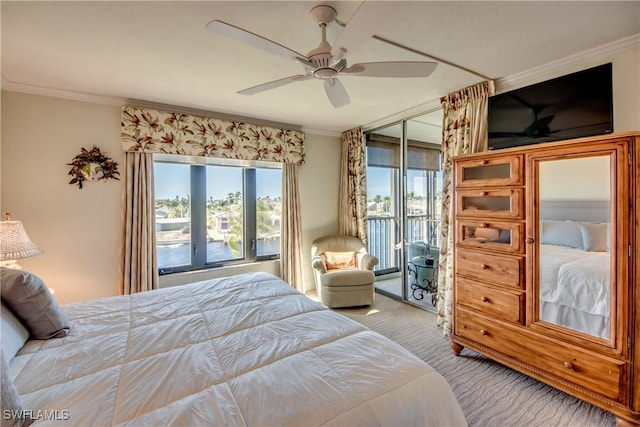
xmin=332 ymin=293 xmax=617 ymax=427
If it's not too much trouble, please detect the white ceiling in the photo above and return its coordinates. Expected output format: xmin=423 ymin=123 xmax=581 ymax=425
xmin=2 ymin=1 xmax=639 ymax=135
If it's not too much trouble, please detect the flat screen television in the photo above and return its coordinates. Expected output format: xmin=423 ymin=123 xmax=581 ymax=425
xmin=488 ymin=63 xmax=613 ymax=150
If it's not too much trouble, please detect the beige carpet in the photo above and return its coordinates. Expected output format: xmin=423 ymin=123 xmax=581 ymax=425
xmin=332 ymin=293 xmax=617 ymax=427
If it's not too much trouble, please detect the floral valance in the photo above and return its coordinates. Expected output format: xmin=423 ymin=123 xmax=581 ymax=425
xmin=121 ymin=106 xmax=305 ymax=164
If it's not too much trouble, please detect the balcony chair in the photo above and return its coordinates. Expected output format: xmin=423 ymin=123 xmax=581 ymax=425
xmin=311 ymin=235 xmax=379 ymax=308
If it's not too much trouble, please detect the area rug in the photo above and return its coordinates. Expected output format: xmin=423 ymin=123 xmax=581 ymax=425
xmin=333 ymin=293 xmax=616 ymax=427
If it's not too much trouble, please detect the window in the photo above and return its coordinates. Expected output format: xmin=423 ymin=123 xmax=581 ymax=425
xmin=154 ymin=159 xmax=281 ymax=274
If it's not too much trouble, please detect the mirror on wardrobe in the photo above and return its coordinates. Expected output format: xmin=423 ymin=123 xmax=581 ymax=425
xmin=536 ymin=155 xmax=613 ymax=340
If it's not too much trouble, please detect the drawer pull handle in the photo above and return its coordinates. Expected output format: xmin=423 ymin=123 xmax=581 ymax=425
xmin=481 ymin=296 xmax=489 ymax=303
xmin=563 ymin=362 xmax=574 ymax=370
xmin=480 ymin=160 xmax=488 ymax=165
xmin=480 ymin=329 xmax=489 ymax=336
xmin=480 ymin=223 xmax=488 ymax=228
xmin=525 ymin=237 xmax=535 ymax=244
xmin=480 ymin=191 xmax=488 ymax=196
xmin=480 ymin=264 xmax=489 ymax=270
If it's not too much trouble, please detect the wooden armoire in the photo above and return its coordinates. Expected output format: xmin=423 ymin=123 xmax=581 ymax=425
xmin=450 ymin=131 xmax=639 ymax=425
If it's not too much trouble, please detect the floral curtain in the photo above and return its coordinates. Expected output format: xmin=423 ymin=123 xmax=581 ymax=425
xmin=280 ymin=164 xmax=304 ymax=291
xmin=121 ymin=106 xmax=305 ymax=164
xmin=437 ymin=80 xmax=494 ymax=335
xmin=338 ymin=127 xmax=369 ymax=243
xmin=123 ymin=151 xmax=159 ymax=294
xmin=120 ymin=105 xmax=306 ymax=292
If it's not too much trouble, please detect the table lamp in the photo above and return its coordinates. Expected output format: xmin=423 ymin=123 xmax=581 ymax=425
xmin=0 ymin=213 xmax=43 ymax=269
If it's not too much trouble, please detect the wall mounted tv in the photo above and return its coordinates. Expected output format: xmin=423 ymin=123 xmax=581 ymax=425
xmin=488 ymin=63 xmax=613 ymax=150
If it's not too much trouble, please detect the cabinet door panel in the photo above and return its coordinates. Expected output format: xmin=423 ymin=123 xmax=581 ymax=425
xmin=528 ymin=143 xmax=629 ymax=345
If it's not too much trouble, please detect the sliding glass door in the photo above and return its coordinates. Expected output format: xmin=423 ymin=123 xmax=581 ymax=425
xmin=365 ymin=111 xmax=442 ymax=311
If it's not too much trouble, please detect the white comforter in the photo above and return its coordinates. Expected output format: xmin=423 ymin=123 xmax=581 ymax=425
xmin=9 ymin=272 xmax=466 ymax=426
xmin=539 ymin=244 xmax=610 ymax=316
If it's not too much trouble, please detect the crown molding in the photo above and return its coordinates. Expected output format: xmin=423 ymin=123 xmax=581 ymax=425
xmin=1 ymin=79 xmax=304 ymax=131
xmin=1 ymin=79 xmax=127 ymax=106
xmin=494 ymin=34 xmax=640 ymax=94
xmin=301 ymin=127 xmax=341 ymax=138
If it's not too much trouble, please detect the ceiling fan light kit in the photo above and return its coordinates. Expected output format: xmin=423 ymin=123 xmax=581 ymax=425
xmin=206 ymin=2 xmax=437 ymax=108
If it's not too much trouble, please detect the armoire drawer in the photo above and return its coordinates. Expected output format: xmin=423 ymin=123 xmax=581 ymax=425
xmin=455 ymin=248 xmax=523 ymax=288
xmin=454 ymin=155 xmax=523 ymax=188
xmin=455 ymin=188 xmax=523 ymax=219
xmin=454 ymin=308 xmax=625 ymax=400
xmin=455 ymin=277 xmax=524 ymax=324
xmin=456 ymin=220 xmax=523 ymax=254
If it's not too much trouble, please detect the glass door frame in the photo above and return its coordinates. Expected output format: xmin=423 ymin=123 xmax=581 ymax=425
xmin=365 ymin=109 xmax=442 ymax=310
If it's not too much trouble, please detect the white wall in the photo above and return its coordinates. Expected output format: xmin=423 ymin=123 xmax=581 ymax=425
xmin=1 ymin=92 xmax=125 ymax=303
xmin=612 ymin=47 xmax=640 ymax=132
xmin=539 ymin=156 xmax=610 ymax=201
xmin=1 ymin=91 xmax=341 ymax=302
xmin=298 ymin=133 xmax=342 ymax=292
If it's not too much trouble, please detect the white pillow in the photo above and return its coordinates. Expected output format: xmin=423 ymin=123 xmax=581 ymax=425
xmin=540 ymin=220 xmax=584 ymax=249
xmin=1 ymin=303 xmax=29 ymax=363
xmin=578 ymin=222 xmax=609 ymax=252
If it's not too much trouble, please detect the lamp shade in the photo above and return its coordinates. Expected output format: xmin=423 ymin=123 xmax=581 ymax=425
xmin=0 ymin=220 xmax=43 ymax=261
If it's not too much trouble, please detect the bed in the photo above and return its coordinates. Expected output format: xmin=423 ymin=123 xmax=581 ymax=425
xmin=2 ymin=271 xmax=466 ymax=426
xmin=538 ymin=213 xmax=611 ymax=339
xmin=539 ymin=244 xmax=610 ymax=339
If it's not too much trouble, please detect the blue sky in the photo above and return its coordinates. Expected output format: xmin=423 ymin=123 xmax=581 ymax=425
xmin=367 ymin=168 xmax=427 ymax=198
xmin=367 ymin=168 xmax=391 ymax=198
xmin=154 ymin=163 xmax=281 ymax=200
xmin=155 ymin=163 xmax=426 ymax=201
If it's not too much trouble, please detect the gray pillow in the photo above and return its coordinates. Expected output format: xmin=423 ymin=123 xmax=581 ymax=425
xmin=540 ymin=220 xmax=584 ymax=249
xmin=1 ymin=349 xmax=33 ymax=426
xmin=578 ymin=222 xmax=609 ymax=252
xmin=1 ymin=303 xmax=29 ymax=362
xmin=0 ymin=268 xmax=69 ymax=339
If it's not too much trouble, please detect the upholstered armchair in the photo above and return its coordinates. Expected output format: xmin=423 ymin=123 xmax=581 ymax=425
xmin=311 ymin=235 xmax=379 ymax=308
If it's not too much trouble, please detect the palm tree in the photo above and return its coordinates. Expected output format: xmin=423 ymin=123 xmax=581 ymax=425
xmin=383 ymin=195 xmax=391 ymax=214
xmin=178 ymin=195 xmax=190 ymax=218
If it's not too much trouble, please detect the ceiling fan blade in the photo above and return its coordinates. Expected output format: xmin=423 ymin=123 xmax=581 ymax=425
xmin=206 ymin=20 xmax=305 ymax=61
xmin=331 ymin=1 xmax=399 ymax=58
xmin=324 ymin=78 xmax=350 ymax=108
xmin=238 ymin=75 xmax=311 ymax=95
xmin=343 ymin=61 xmax=437 ymax=78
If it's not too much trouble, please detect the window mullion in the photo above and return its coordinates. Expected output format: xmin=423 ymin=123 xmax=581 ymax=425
xmin=191 ymin=165 xmax=207 ymax=268
xmin=245 ymin=169 xmax=257 ymax=261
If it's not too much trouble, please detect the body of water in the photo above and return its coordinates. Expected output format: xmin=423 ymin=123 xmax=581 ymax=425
xmin=158 ymin=238 xmax=280 ymax=268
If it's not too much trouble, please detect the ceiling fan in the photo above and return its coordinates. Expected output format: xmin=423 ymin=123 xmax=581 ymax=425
xmin=205 ymin=2 xmax=437 ymax=108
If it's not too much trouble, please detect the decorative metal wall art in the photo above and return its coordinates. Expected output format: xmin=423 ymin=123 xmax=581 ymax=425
xmin=67 ymin=146 xmax=120 ymax=189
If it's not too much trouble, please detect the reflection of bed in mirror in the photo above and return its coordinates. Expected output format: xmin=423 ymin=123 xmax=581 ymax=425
xmin=538 ymin=200 xmax=611 ymax=339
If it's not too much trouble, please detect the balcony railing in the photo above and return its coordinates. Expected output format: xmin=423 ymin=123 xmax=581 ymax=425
xmin=367 ymin=215 xmax=439 ymax=273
